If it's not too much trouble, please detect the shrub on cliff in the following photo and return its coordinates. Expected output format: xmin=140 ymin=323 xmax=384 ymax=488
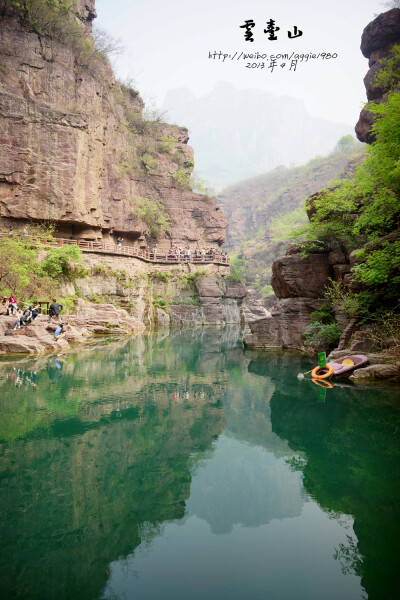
xmin=0 ymin=227 xmax=84 ymax=299
xmin=227 ymin=256 xmax=246 ymax=282
xmin=297 ymin=87 xmax=400 ymax=314
xmin=303 ymin=321 xmax=341 ymax=350
xmin=0 ymin=0 xmax=118 ymax=71
xmin=130 ymin=197 xmax=171 ymax=239
xmin=299 ymin=45 xmax=400 ymax=248
xmin=40 ymin=245 xmax=84 ymax=281
xmin=0 ymin=234 xmax=51 ymax=299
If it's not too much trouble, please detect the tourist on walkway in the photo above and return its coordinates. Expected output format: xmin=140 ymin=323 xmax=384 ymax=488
xmin=117 ymin=237 xmax=123 ymax=252
xmin=48 ymin=299 xmax=63 ymax=323
xmin=2 ymin=297 xmax=8 ymax=314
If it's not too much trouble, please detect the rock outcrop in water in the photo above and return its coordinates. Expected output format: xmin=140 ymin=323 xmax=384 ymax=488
xmin=356 ymin=8 xmax=400 ymax=143
xmin=243 ymin=245 xmax=341 ymax=350
xmin=0 ymin=301 xmax=145 ymax=354
xmin=169 ymin=276 xmax=247 ymax=327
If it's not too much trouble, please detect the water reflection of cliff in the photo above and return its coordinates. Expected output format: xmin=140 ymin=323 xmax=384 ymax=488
xmin=0 ymin=331 xmax=233 ymax=600
xmin=187 ymin=349 xmax=304 ymax=534
xmin=248 ymin=354 xmax=400 ymax=600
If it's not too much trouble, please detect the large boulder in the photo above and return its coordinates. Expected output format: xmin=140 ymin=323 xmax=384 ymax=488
xmin=360 ymin=8 xmax=400 ymax=58
xmin=243 ymin=298 xmax=324 ymax=350
xmin=195 ymin=276 xmax=225 ymax=297
xmin=169 ymin=304 xmax=204 ymax=327
xmin=356 ymin=9 xmax=400 ymax=143
xmin=169 ymin=276 xmax=247 ymax=327
xmin=242 ymin=300 xmax=272 ymax=324
xmin=0 ymin=335 xmax=47 ymax=354
xmin=350 ymin=364 xmax=400 ymax=381
xmin=70 ymin=299 xmax=145 ymax=333
xmin=224 ymin=280 xmax=247 ymax=299
xmin=271 ymin=252 xmax=331 ymax=299
xmin=199 ymin=297 xmax=225 ymax=324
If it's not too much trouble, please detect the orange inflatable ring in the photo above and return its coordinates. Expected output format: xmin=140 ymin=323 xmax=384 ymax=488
xmin=311 ymin=378 xmax=333 ymax=389
xmin=311 ymin=365 xmax=334 ymax=380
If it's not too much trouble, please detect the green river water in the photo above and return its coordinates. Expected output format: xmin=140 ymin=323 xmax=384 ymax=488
xmin=0 ymin=327 xmax=399 ymax=600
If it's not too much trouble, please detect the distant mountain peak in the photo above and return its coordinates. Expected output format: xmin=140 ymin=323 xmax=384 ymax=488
xmin=162 ymin=83 xmax=353 ymax=190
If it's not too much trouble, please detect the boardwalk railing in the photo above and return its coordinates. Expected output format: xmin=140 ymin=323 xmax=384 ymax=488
xmin=1 ymin=231 xmax=230 ymax=266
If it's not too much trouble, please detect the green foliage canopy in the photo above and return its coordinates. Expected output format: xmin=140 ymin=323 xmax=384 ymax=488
xmin=0 ymin=229 xmax=83 ymax=300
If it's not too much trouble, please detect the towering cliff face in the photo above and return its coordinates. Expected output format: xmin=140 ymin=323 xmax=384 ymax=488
xmin=0 ymin=2 xmax=227 ymax=249
xmin=356 ymin=8 xmax=400 ymax=143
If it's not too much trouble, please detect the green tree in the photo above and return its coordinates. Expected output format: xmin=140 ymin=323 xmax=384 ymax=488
xmin=334 ymin=134 xmax=356 ymax=152
xmin=40 ymin=245 xmax=83 ymax=281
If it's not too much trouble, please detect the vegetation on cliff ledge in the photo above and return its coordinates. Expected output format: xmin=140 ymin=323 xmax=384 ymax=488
xmin=0 ymin=226 xmax=84 ymax=299
xmin=221 ymin=140 xmax=364 ymax=297
xmin=297 ymin=48 xmax=400 ymax=345
xmin=0 ymin=0 xmax=119 ymax=71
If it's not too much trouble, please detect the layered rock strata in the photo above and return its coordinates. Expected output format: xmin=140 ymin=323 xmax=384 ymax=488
xmin=243 ymin=244 xmax=351 ymax=350
xmin=0 ymin=5 xmax=227 ymax=249
xmin=59 ymin=253 xmax=246 ymax=329
xmin=356 ymin=8 xmax=400 ymax=143
xmin=169 ymin=276 xmax=247 ymax=327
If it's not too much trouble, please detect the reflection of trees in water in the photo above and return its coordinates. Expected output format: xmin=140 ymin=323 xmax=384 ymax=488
xmin=264 ymin=365 xmax=400 ymax=600
xmin=334 ymin=535 xmax=364 ymax=577
xmin=0 ymin=332 xmax=231 ymax=600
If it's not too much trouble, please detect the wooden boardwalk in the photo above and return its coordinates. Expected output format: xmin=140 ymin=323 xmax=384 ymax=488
xmin=1 ymin=232 xmax=230 ymax=266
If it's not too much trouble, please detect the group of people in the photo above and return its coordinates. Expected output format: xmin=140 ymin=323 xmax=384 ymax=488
xmin=141 ymin=246 xmax=228 ymax=262
xmin=2 ymin=297 xmax=42 ymax=329
xmin=2 ymin=296 xmax=66 ymax=339
xmin=166 ymin=247 xmax=229 ymax=262
xmin=7 ymin=225 xmax=29 ymax=237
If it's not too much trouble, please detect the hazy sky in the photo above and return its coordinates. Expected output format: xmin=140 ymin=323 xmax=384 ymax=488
xmin=95 ymin=0 xmax=387 ymax=126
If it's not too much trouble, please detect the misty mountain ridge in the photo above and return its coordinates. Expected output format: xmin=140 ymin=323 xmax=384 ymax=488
xmin=162 ymin=82 xmax=353 ymax=190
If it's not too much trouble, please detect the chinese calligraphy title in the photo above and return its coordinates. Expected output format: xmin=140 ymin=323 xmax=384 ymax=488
xmin=240 ymin=19 xmax=303 ymax=42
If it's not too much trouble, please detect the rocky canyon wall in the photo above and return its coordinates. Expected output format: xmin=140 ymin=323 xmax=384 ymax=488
xmin=243 ymin=243 xmax=351 ymax=350
xmin=61 ymin=253 xmax=246 ymax=329
xmin=0 ymin=1 xmax=227 ymax=250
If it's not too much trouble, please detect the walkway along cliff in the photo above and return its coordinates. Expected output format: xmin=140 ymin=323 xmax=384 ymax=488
xmin=0 ymin=0 xmax=248 ymax=341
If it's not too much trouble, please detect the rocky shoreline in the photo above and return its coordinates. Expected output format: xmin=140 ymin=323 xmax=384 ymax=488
xmin=0 ymin=302 xmax=145 ymax=356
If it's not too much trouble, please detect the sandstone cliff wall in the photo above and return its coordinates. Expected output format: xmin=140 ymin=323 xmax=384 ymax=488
xmin=52 ymin=251 xmax=245 ymax=330
xmin=0 ymin=4 xmax=227 ymax=249
xmin=243 ymin=244 xmax=349 ymax=350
